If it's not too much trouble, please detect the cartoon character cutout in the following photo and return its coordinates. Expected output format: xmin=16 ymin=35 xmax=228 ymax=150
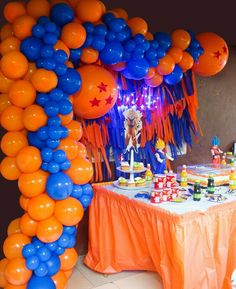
xmin=211 ymin=136 xmax=223 ymax=164
xmin=154 ymin=139 xmax=174 ymax=174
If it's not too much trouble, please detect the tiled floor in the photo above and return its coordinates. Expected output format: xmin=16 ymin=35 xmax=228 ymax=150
xmin=68 ymin=256 xmax=163 ymax=289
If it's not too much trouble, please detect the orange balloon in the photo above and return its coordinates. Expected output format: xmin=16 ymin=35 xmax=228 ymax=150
xmin=58 ymin=137 xmax=79 ymax=160
xmin=54 ymin=40 xmax=70 ymax=58
xmin=112 ymin=8 xmax=128 ymax=20
xmin=1 ymin=131 xmax=28 ymax=157
xmin=28 ymin=194 xmax=55 ymax=221
xmin=59 ymin=111 xmax=74 ymax=125
xmin=0 ymin=24 xmax=14 ymax=41
xmin=127 ymin=17 xmax=148 ymax=36
xmin=144 ymin=67 xmax=156 ymax=80
xmin=156 ymin=54 xmax=175 ymax=75
xmin=59 ymin=248 xmax=78 ymax=271
xmin=3 ymin=233 xmax=30 ymax=260
xmin=77 ymin=142 xmax=87 ymax=158
xmin=31 ymin=69 xmax=58 ymax=93
xmin=7 ymin=218 xmax=21 ymax=236
xmin=19 ymin=213 xmax=38 ymax=236
xmin=167 ymin=47 xmax=183 ymax=64
xmin=193 ymin=32 xmax=229 ymax=77
xmin=5 ymin=284 xmax=27 ymax=289
xmin=145 ymin=32 xmax=154 ymax=40
xmin=65 ymin=120 xmax=83 ymax=141
xmin=4 ymin=257 xmax=32 ymax=286
xmin=27 ymin=0 xmax=50 ymax=19
xmin=0 ymin=71 xmax=14 ymax=93
xmin=0 ymin=93 xmax=11 ymax=115
xmin=98 ymin=0 xmax=106 ymax=14
xmin=178 ymin=51 xmax=194 ymax=72
xmin=24 ymin=62 xmax=37 ymax=81
xmin=36 ymin=216 xmax=63 ymax=243
xmin=0 ymin=258 xmax=9 ymax=288
xmin=76 ymin=0 xmax=103 ymax=23
xmin=61 ymin=23 xmax=86 ymax=49
xmin=1 ymin=105 xmax=24 ymax=131
xmin=74 ymin=65 xmax=118 ymax=119
xmin=13 ymin=15 xmax=36 ymax=40
xmin=16 ymin=146 xmax=42 ymax=173
xmin=109 ymin=62 xmax=126 ymax=72
xmin=145 ymin=73 xmax=163 ymax=87
xmin=0 ymin=51 xmax=28 ymax=80
xmin=3 ymin=2 xmax=26 ymax=23
xmin=8 ymin=80 xmax=36 ymax=108
xmin=66 ymin=156 xmax=93 ymax=184
xmin=171 ymin=29 xmax=191 ymax=50
xmin=19 ymin=195 xmax=30 ymax=211
xmin=66 ymin=61 xmax=74 ymax=68
xmin=81 ymin=48 xmax=99 ymax=64
xmin=23 ymin=104 xmax=48 ymax=131
xmin=63 ymin=269 xmax=73 ymax=278
xmin=52 ymin=271 xmax=68 ymax=289
xmin=0 ymin=37 xmax=20 ymax=55
xmin=55 ymin=197 xmax=84 ymax=226
xmin=0 ymin=157 xmax=21 ymax=180
xmin=18 ymin=170 xmax=48 ymax=198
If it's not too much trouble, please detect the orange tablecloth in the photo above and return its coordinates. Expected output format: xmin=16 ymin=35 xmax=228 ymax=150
xmin=84 ymin=184 xmax=236 ymax=289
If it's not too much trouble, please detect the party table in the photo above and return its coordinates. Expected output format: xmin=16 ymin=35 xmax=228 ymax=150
xmin=84 ymin=183 xmax=236 ymax=289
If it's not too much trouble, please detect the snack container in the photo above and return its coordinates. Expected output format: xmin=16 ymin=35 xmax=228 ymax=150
xmin=166 ymin=173 xmax=177 ymax=188
xmin=171 ymin=187 xmax=179 ymax=199
xmin=151 ymin=190 xmax=162 ymax=204
xmin=162 ymin=190 xmax=168 ymax=202
xmin=154 ymin=174 xmax=166 ymax=189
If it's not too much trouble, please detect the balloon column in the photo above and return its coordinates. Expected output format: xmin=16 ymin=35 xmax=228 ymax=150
xmin=0 ymin=0 xmax=229 ymax=289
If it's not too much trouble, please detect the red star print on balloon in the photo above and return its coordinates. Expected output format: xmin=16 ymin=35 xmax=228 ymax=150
xmin=213 ymin=50 xmax=221 ymax=59
xmin=97 ymin=82 xmax=107 ymax=93
xmin=90 ymin=97 xmax=101 ymax=107
xmin=105 ymin=95 xmax=113 ymax=105
xmin=222 ymin=46 xmax=228 ymax=54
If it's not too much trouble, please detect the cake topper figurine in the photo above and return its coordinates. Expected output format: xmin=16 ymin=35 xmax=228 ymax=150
xmin=155 ymin=139 xmax=174 ymax=173
xmin=211 ymin=136 xmax=223 ymax=164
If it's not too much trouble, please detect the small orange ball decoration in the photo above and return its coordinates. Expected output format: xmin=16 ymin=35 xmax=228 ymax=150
xmin=16 ymin=146 xmax=42 ymax=173
xmin=12 ymin=15 xmax=36 ymax=40
xmin=31 ymin=69 xmax=58 ymax=93
xmin=28 ymin=194 xmax=55 ymax=221
xmin=1 ymin=131 xmax=28 ymax=157
xmin=59 ymin=248 xmax=78 ymax=271
xmin=23 ymin=104 xmax=48 ymax=131
xmin=3 ymin=2 xmax=26 ymax=23
xmin=127 ymin=17 xmax=148 ymax=36
xmin=0 ymin=157 xmax=21 ymax=180
xmin=7 ymin=218 xmax=21 ymax=236
xmin=156 ymin=54 xmax=175 ymax=75
xmin=81 ymin=47 xmax=99 ymax=64
xmin=65 ymin=120 xmax=83 ymax=141
xmin=19 ymin=213 xmax=38 ymax=237
xmin=3 ymin=233 xmax=31 ymax=260
xmin=0 ymin=71 xmax=13 ymax=93
xmin=26 ymin=0 xmax=50 ymax=19
xmin=171 ymin=29 xmax=191 ymax=50
xmin=76 ymin=0 xmax=103 ymax=23
xmin=0 ymin=36 xmax=20 ymax=55
xmin=58 ymin=137 xmax=79 ymax=160
xmin=36 ymin=216 xmax=63 ymax=243
xmin=1 ymin=105 xmax=24 ymax=131
xmin=61 ymin=23 xmax=86 ymax=49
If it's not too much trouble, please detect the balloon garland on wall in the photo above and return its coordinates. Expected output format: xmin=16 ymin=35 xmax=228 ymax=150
xmin=0 ymin=0 xmax=228 ymax=288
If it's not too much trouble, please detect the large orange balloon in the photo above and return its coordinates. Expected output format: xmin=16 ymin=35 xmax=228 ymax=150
xmin=59 ymin=248 xmax=78 ymax=271
xmin=167 ymin=47 xmax=183 ymax=64
xmin=55 ymin=197 xmax=84 ymax=226
xmin=18 ymin=170 xmax=48 ymax=198
xmin=36 ymin=216 xmax=63 ymax=243
xmin=0 ymin=258 xmax=9 ymax=288
xmin=27 ymin=0 xmax=50 ymax=19
xmin=58 ymin=137 xmax=79 ymax=160
xmin=77 ymin=142 xmax=87 ymax=158
xmin=19 ymin=213 xmax=38 ymax=236
xmin=4 ymin=257 xmax=32 ymax=286
xmin=54 ymin=40 xmax=70 ymax=58
xmin=7 ymin=218 xmax=21 ymax=236
xmin=0 ymin=24 xmax=14 ymax=41
xmin=3 ymin=2 xmax=26 ymax=23
xmin=12 ymin=15 xmax=36 ymax=40
xmin=0 ymin=157 xmax=21 ymax=180
xmin=1 ymin=105 xmax=24 ymax=131
xmin=171 ymin=29 xmax=191 ymax=50
xmin=28 ymin=194 xmax=55 ymax=221
xmin=1 ymin=131 xmax=28 ymax=157
xmin=74 ymin=65 xmax=118 ymax=119
xmin=23 ymin=104 xmax=48 ymax=131
xmin=61 ymin=23 xmax=86 ymax=49
xmin=3 ymin=233 xmax=30 ymax=260
xmin=81 ymin=48 xmax=99 ymax=64
xmin=0 ymin=51 xmax=28 ymax=80
xmin=0 ymin=71 xmax=13 ymax=93
xmin=24 ymin=62 xmax=37 ymax=81
xmin=16 ymin=146 xmax=42 ymax=173
xmin=65 ymin=120 xmax=83 ymax=141
xmin=31 ymin=69 xmax=58 ymax=93
xmin=66 ymin=156 xmax=93 ymax=184
xmin=0 ymin=37 xmax=20 ymax=55
xmin=127 ymin=17 xmax=148 ymax=36
xmin=193 ymin=32 xmax=229 ymax=77
xmin=76 ymin=0 xmax=103 ymax=23
xmin=156 ymin=54 xmax=175 ymax=75
xmin=8 ymin=80 xmax=36 ymax=108
xmin=112 ymin=8 xmax=128 ymax=20
xmin=5 ymin=284 xmax=27 ymax=289
xmin=0 ymin=93 xmax=11 ymax=115
xmin=52 ymin=270 xmax=68 ymax=289
xmin=19 ymin=196 xmax=30 ymax=211
xmin=178 ymin=51 xmax=194 ymax=72
xmin=144 ymin=73 xmax=163 ymax=87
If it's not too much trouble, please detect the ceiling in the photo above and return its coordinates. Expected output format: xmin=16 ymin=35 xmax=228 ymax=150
xmin=0 ymin=0 xmax=235 ymax=46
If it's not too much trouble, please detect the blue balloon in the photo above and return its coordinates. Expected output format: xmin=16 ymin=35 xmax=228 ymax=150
xmin=37 ymin=246 xmax=51 ymax=262
xmin=46 ymin=172 xmax=73 ymax=200
xmin=79 ymin=195 xmax=92 ymax=209
xmin=32 ymin=24 xmax=46 ymax=38
xmin=156 ymin=47 xmax=166 ymax=59
xmin=83 ymin=22 xmax=94 ymax=34
xmin=102 ymin=12 xmax=116 ymax=25
xmin=26 ymin=255 xmax=40 ymax=270
xmin=57 ymin=233 xmax=70 ymax=248
xmin=22 ymin=244 xmax=36 ymax=259
xmin=34 ymin=263 xmax=49 ymax=277
xmin=21 ymin=37 xmax=43 ymax=61
xmin=58 ymin=68 xmax=81 ymax=94
xmin=53 ymin=150 xmax=67 ymax=163
xmin=42 ymin=58 xmax=56 ymax=70
xmin=189 ymin=39 xmax=200 ymax=49
xmin=145 ymin=48 xmax=158 ymax=60
xmin=82 ymin=184 xmax=93 ymax=196
xmin=27 ymin=276 xmax=55 ymax=289
xmin=51 ymin=3 xmax=74 ymax=27
xmin=44 ymin=101 xmax=60 ymax=117
xmin=100 ymin=41 xmax=124 ymax=65
xmin=188 ymin=48 xmax=201 ymax=62
xmin=134 ymin=34 xmax=145 ymax=44
xmin=91 ymin=36 xmax=106 ymax=51
xmin=48 ymin=161 xmax=60 ymax=174
xmin=124 ymin=40 xmax=136 ymax=52
xmin=43 ymin=33 xmax=58 ymax=45
xmin=71 ymin=185 xmax=83 ymax=199
xmin=36 ymin=93 xmax=49 ymax=106
xmin=123 ymin=59 xmax=149 ymax=80
xmin=94 ymin=24 xmax=107 ymax=37
xmin=54 ymin=63 xmax=68 ymax=76
xmin=54 ymin=50 xmax=68 ymax=63
xmin=59 ymin=99 xmax=73 ymax=115
xmin=69 ymin=48 xmax=82 ymax=62
xmin=115 ymin=31 xmax=128 ymax=42
xmin=164 ymin=65 xmax=183 ymax=85
xmin=63 ymin=225 xmax=76 ymax=235
xmin=46 ymin=139 xmax=60 ymax=149
xmin=41 ymin=147 xmax=53 ymax=162
xmin=47 ymin=116 xmax=62 ymax=127
xmin=45 ymin=241 xmax=58 ymax=252
xmin=67 ymin=236 xmax=76 ymax=248
xmin=60 ymin=159 xmax=71 ymax=170
xmin=49 ymin=88 xmax=64 ymax=101
xmin=55 ymin=246 xmax=65 ymax=255
xmin=37 ymin=126 xmax=48 ymax=141
xmin=154 ymin=32 xmax=171 ymax=50
xmin=28 ymin=132 xmax=45 ymax=150
xmin=41 ymin=162 xmax=48 ymax=171
xmin=150 ymin=40 xmax=159 ymax=49
xmin=36 ymin=58 xmax=44 ymax=68
xmin=122 ymin=51 xmax=131 ymax=61
xmin=108 ymin=18 xmax=125 ymax=33
xmin=60 ymin=126 xmax=69 ymax=138
xmin=38 ymin=16 xmax=50 ymax=25
xmin=48 ymin=126 xmax=62 ymax=140
xmin=32 ymin=239 xmax=44 ymax=249
xmin=46 ymin=254 xmax=61 ymax=276
xmin=148 ymin=58 xmax=159 ymax=68
xmin=82 ymin=34 xmax=93 ymax=48
xmin=105 ymin=31 xmax=116 ymax=42
xmin=45 ymin=22 xmax=57 ymax=33
xmin=134 ymin=45 xmax=145 ymax=55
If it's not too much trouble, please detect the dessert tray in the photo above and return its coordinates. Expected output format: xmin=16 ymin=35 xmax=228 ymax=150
xmin=113 ymin=180 xmax=152 ymax=190
xmin=116 ymin=166 xmax=147 ymax=174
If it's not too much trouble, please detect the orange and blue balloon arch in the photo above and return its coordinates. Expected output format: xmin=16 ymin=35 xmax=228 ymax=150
xmin=0 ymin=0 xmax=228 ymax=288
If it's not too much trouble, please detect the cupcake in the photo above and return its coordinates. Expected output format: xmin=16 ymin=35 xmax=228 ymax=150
xmin=118 ymin=177 xmax=128 ymax=186
xmin=135 ymin=177 xmax=146 ymax=186
xmin=127 ymin=180 xmax=136 ymax=187
xmin=120 ymin=161 xmax=130 ymax=171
